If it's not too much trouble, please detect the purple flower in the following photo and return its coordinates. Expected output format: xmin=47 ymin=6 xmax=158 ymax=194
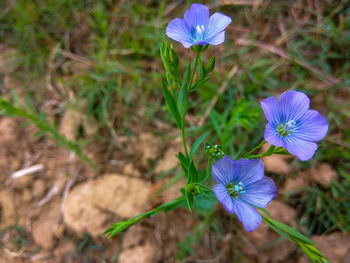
xmin=166 ymin=3 xmax=232 ymax=48
xmin=261 ymin=91 xmax=329 ymax=161
xmin=212 ymin=156 xmax=277 ymax=231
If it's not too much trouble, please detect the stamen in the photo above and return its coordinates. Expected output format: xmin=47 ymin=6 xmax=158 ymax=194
xmin=226 ymin=181 xmax=246 ymax=198
xmin=196 ymin=25 xmax=205 ymax=34
xmin=277 ymin=120 xmax=296 ymax=137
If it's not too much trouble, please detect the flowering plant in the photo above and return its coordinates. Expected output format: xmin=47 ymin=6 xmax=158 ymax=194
xmin=105 ymin=3 xmax=329 ymax=262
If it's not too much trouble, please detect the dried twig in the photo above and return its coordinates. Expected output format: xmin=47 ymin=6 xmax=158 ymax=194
xmin=11 ymin=164 xmax=44 ymax=179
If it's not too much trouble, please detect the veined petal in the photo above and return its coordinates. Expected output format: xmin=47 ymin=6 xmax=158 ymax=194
xmin=212 ymin=156 xmax=240 ymax=185
xmin=213 ymin=184 xmax=234 ymax=213
xmin=293 ymin=110 xmax=328 ymax=142
xmin=205 ymin=12 xmax=232 ymax=42
xmin=278 ymin=91 xmax=310 ymax=122
xmin=235 ymin=159 xmax=264 ymax=186
xmin=166 ymin=18 xmax=193 ymax=47
xmin=241 ymin=177 xmax=277 ymax=208
xmin=261 ymin=97 xmax=279 ymax=123
xmin=208 ymin=31 xmax=225 ymax=45
xmin=283 ymin=137 xmax=318 ymax=161
xmin=264 ymin=123 xmax=284 ymax=147
xmin=184 ymin=3 xmax=209 ymax=28
xmin=233 ymin=199 xmax=262 ymax=231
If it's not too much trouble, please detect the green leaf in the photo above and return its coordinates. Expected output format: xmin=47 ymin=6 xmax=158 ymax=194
xmin=177 ymin=152 xmax=190 ymax=171
xmin=205 ymin=56 xmax=215 ymax=73
xmin=177 ymin=83 xmax=188 ymax=118
xmin=265 ymin=216 xmax=314 ymax=245
xmin=188 ymin=160 xmax=199 ymax=183
xmin=198 ymin=62 xmax=205 ymax=79
xmin=190 ymin=131 xmax=210 ymax=158
xmin=162 ymin=81 xmax=182 ymax=129
xmin=185 ymin=185 xmax=194 ymax=212
xmin=189 ymin=76 xmax=210 ymax=91
xmin=183 ymin=63 xmax=191 ymax=85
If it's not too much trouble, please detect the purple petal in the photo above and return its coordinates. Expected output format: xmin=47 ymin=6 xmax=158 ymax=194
xmin=205 ymin=12 xmax=232 ymax=43
xmin=278 ymin=91 xmax=310 ymax=121
xmin=264 ymin=123 xmax=284 ymax=147
xmin=184 ymin=3 xmax=209 ymax=28
xmin=241 ymin=177 xmax=277 ymax=208
xmin=212 ymin=156 xmax=240 ymax=185
xmin=235 ymin=159 xmax=264 ymax=186
xmin=208 ymin=31 xmax=225 ymax=45
xmin=283 ymin=137 xmax=318 ymax=161
xmin=294 ymin=110 xmax=328 ymax=142
xmin=166 ymin=18 xmax=193 ymax=47
xmin=213 ymin=184 xmax=234 ymax=213
xmin=233 ymin=199 xmax=262 ymax=231
xmin=261 ymin=97 xmax=279 ymax=123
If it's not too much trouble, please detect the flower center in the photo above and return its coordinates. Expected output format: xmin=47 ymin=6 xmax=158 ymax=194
xmin=277 ymin=120 xmax=296 ymax=137
xmin=226 ymin=181 xmax=246 ymax=198
xmin=196 ymin=24 xmax=205 ymax=34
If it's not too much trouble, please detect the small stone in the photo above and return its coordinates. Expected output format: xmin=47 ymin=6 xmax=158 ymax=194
xmin=154 ymin=138 xmax=183 ymax=174
xmin=32 ymin=199 xmax=61 ymax=249
xmin=0 ymin=189 xmax=16 ymax=228
xmin=54 ymin=241 xmax=76 ymax=258
xmin=118 ymin=241 xmax=161 ymax=263
xmin=138 ymin=133 xmax=162 ymax=164
xmin=123 ymin=163 xmax=141 ymax=177
xmin=311 ymin=163 xmax=337 ymax=188
xmin=281 ymin=171 xmax=309 ymax=194
xmin=21 ymin=189 xmax=32 ymax=203
xmin=62 ymin=174 xmax=151 ymax=237
xmin=59 ymin=108 xmax=84 ymax=141
xmin=32 ymin=180 xmax=46 ymax=199
xmin=161 ymin=178 xmax=186 ymax=203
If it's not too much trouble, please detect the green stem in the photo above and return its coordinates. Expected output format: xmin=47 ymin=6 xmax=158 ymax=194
xmin=243 ymin=140 xmax=267 ymax=158
xmin=188 ymin=52 xmax=200 ymax=90
xmin=246 ymin=145 xmax=275 ymax=159
xmin=195 ymin=183 xmax=212 ymax=192
xmin=181 ymin=125 xmax=189 ymax=159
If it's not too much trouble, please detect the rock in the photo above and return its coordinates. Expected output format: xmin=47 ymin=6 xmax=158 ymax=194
xmin=118 ymin=241 xmax=160 ymax=263
xmin=123 ymin=163 xmax=141 ymax=177
xmin=298 ymin=233 xmax=350 ymax=263
xmin=62 ymin=174 xmax=151 ymax=237
xmin=154 ymin=138 xmax=183 ymax=174
xmin=138 ymin=133 xmax=162 ymax=164
xmin=21 ymin=189 xmax=32 ymax=203
xmin=54 ymin=241 xmax=76 ymax=258
xmin=281 ymin=171 xmax=309 ymax=194
xmin=262 ymin=154 xmax=290 ymax=174
xmin=0 ymin=189 xmax=16 ymax=228
xmin=0 ymin=118 xmax=18 ymax=143
xmin=161 ymin=178 xmax=186 ymax=203
xmin=59 ymin=107 xmax=84 ymax=141
xmin=242 ymin=201 xmax=297 ymax=263
xmin=122 ymin=225 xmax=150 ymax=249
xmin=311 ymin=163 xmax=336 ymax=188
xmin=32 ymin=199 xmax=61 ymax=249
xmin=32 ymin=180 xmax=46 ymax=199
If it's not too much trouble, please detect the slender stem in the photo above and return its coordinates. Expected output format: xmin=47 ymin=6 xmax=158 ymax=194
xmin=243 ymin=140 xmax=267 ymax=158
xmin=246 ymin=145 xmax=275 ymax=159
xmin=188 ymin=52 xmax=200 ymax=90
xmin=181 ymin=125 xmax=189 ymax=159
xmin=195 ymin=183 xmax=212 ymax=192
